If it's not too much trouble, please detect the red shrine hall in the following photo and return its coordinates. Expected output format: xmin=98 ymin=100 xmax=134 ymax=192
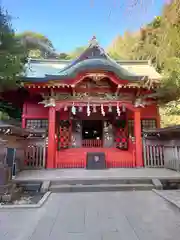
xmin=3 ymin=37 xmax=162 ymax=169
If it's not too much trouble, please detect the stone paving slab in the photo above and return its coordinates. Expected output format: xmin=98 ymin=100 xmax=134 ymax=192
xmin=1 ymin=191 xmax=180 ymax=239
xmin=153 ymin=189 xmax=180 ymax=209
xmin=14 ymin=168 xmax=180 ymax=182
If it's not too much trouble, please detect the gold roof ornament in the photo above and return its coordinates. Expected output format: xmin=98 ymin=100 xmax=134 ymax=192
xmin=44 ymin=98 xmax=56 ymax=107
xmin=38 ymin=98 xmax=56 ymax=107
xmin=134 ymin=98 xmax=156 ymax=108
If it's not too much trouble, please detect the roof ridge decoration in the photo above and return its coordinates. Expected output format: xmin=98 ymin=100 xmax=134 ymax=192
xmin=89 ymin=36 xmax=99 ymax=48
xmin=58 ymin=36 xmax=108 ymax=73
xmin=88 ymin=36 xmax=105 ymax=56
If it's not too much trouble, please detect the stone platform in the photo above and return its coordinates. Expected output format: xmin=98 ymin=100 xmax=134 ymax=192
xmin=14 ymin=168 xmax=180 ymax=183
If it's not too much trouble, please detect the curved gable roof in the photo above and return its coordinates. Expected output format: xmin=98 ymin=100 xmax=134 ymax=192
xmin=56 ymin=36 xmax=143 ymax=81
xmin=57 ymin=58 xmax=141 ymax=81
xmin=23 ymin=37 xmax=161 ymax=83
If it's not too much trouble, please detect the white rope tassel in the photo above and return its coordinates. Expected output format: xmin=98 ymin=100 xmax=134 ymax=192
xmin=108 ymin=104 xmax=112 ymax=112
xmin=93 ymin=104 xmax=97 ymax=113
xmin=87 ymin=103 xmax=91 ymax=116
xmin=78 ymin=106 xmax=83 ymax=112
xmin=101 ymin=104 xmax=105 ymax=116
xmin=64 ymin=106 xmax=68 ymax=111
xmin=122 ymin=105 xmax=126 ymax=112
xmin=117 ymin=103 xmax=121 ymax=116
xmin=71 ymin=103 xmax=76 ymax=115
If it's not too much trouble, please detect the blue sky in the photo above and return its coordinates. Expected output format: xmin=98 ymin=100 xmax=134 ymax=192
xmin=2 ymin=0 xmax=165 ymax=53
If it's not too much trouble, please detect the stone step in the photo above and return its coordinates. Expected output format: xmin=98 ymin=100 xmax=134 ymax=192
xmin=49 ymin=183 xmax=154 ymax=193
xmin=50 ymin=178 xmax=152 ymax=186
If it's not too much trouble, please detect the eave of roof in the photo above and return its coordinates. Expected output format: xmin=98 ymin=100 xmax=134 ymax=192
xmin=0 ymin=122 xmax=28 ymax=137
xmin=23 ymin=59 xmax=149 ymax=83
xmin=0 ymin=120 xmax=47 ymax=137
xmin=143 ymin=125 xmax=180 ymax=134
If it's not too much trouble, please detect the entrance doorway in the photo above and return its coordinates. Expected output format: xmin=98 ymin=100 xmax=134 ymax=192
xmin=82 ymin=120 xmax=103 ymax=147
xmin=82 ymin=120 xmax=103 ymax=140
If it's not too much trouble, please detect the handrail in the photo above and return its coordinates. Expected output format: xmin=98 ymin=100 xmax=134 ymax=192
xmin=82 ymin=139 xmax=102 ymax=148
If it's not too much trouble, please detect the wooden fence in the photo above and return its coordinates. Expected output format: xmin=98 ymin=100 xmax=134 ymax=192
xmin=163 ymin=145 xmax=180 ymax=171
xmin=143 ymin=144 xmax=164 ymax=167
xmin=25 ymin=140 xmax=46 ymax=169
xmin=0 ymin=142 xmax=6 ymax=165
xmin=143 ymin=140 xmax=180 ymax=171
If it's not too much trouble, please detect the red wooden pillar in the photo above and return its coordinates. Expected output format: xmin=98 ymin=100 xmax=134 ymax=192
xmin=22 ymin=103 xmax=26 ymax=128
xmin=22 ymin=115 xmax=26 ymax=128
xmin=156 ymin=106 xmax=161 ymax=128
xmin=134 ymin=109 xmax=143 ymax=167
xmin=47 ymin=106 xmax=56 ymax=168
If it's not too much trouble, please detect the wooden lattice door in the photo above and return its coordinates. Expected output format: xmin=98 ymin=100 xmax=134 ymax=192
xmin=115 ymin=118 xmax=128 ymax=150
xmin=58 ymin=120 xmax=71 ymax=149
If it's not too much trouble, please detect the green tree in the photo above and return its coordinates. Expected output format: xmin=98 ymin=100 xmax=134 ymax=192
xmin=0 ymin=100 xmax=21 ymax=120
xmin=108 ymin=33 xmax=140 ymax=60
xmin=16 ymin=31 xmax=56 ymax=58
xmin=108 ymin=0 xmax=180 ymax=126
xmin=0 ymin=7 xmax=26 ymax=92
xmin=58 ymin=52 xmax=70 ymax=60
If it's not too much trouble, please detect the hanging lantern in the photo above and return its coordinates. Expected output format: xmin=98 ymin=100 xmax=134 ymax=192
xmin=93 ymin=104 xmax=97 ymax=113
xmin=122 ymin=105 xmax=126 ymax=112
xmin=108 ymin=104 xmax=112 ymax=113
xmin=64 ymin=106 xmax=68 ymax=111
xmin=101 ymin=104 xmax=105 ymax=116
xmin=116 ymin=103 xmax=121 ymax=116
xmin=71 ymin=103 xmax=76 ymax=115
xmin=87 ymin=103 xmax=91 ymax=116
xmin=78 ymin=106 xmax=83 ymax=112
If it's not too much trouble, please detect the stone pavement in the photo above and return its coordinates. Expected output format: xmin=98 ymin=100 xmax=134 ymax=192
xmin=1 ymin=191 xmax=180 ymax=239
xmin=154 ymin=190 xmax=180 ymax=209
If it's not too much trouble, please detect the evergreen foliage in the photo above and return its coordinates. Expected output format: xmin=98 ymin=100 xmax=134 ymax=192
xmin=0 ymin=7 xmax=27 ymax=92
xmin=108 ymin=0 xmax=180 ymax=126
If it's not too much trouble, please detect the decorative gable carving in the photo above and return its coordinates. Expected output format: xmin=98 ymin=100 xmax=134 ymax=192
xmin=77 ymin=75 xmax=115 ymax=89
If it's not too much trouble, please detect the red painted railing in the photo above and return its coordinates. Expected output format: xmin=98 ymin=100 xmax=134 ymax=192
xmin=82 ymin=139 xmax=102 ymax=148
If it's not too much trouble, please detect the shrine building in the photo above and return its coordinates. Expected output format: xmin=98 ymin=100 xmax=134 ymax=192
xmin=2 ymin=37 xmax=162 ymax=169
